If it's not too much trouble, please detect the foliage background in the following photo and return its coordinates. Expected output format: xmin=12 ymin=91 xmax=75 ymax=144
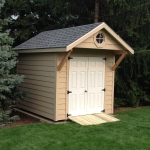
xmin=0 ymin=0 xmax=25 ymax=127
xmin=1 ymin=0 xmax=150 ymax=107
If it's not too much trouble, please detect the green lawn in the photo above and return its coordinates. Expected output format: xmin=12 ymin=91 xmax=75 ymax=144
xmin=0 ymin=108 xmax=150 ymax=150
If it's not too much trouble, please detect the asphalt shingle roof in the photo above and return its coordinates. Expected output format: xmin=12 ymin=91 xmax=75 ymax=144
xmin=14 ymin=22 xmax=102 ymax=50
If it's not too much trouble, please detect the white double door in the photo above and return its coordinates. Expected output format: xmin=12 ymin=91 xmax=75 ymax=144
xmin=68 ymin=57 xmax=105 ymax=116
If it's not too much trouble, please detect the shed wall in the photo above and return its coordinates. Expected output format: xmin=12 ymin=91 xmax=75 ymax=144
xmin=56 ymin=49 xmax=115 ymax=121
xmin=17 ymin=53 xmax=57 ymax=120
xmin=56 ymin=54 xmax=68 ymax=121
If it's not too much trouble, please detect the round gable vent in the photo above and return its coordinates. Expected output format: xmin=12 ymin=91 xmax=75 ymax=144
xmin=96 ymin=33 xmax=104 ymax=44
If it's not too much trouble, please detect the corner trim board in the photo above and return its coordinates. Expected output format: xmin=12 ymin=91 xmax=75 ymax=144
xmin=58 ymin=49 xmax=73 ymax=71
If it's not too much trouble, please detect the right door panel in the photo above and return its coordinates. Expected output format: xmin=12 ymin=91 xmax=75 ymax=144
xmin=87 ymin=57 xmax=105 ymax=114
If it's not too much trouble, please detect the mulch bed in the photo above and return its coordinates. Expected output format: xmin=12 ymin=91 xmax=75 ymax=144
xmin=114 ymin=106 xmax=149 ymax=112
xmin=3 ymin=106 xmax=149 ymax=129
xmin=4 ymin=110 xmax=40 ymax=128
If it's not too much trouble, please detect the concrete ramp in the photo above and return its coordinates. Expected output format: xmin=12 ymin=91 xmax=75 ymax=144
xmin=68 ymin=113 xmax=119 ymax=126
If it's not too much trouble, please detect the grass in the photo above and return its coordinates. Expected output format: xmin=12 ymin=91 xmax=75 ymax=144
xmin=0 ymin=108 xmax=150 ymax=150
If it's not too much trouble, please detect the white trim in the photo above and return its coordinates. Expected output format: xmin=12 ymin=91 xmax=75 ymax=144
xmin=104 ymin=23 xmax=134 ymax=54
xmin=66 ymin=23 xmax=105 ymax=51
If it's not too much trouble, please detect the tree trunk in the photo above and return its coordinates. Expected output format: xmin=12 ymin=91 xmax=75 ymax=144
xmin=94 ymin=0 xmax=99 ymax=23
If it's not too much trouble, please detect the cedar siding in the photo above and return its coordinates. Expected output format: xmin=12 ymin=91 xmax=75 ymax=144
xmin=56 ymin=53 xmax=68 ymax=121
xmin=75 ymin=29 xmax=124 ymax=51
xmin=17 ymin=53 xmax=56 ymax=120
xmin=104 ymin=56 xmax=115 ymax=114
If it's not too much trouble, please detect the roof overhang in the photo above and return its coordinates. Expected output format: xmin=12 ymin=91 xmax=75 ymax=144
xmin=14 ymin=47 xmax=66 ymax=53
xmin=14 ymin=23 xmax=134 ymax=54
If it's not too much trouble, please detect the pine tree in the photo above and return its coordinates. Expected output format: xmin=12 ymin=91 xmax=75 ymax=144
xmin=0 ymin=0 xmax=24 ymax=128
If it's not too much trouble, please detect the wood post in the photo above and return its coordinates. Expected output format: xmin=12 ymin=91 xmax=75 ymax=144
xmin=58 ymin=49 xmax=72 ymax=71
xmin=112 ymin=53 xmax=126 ymax=71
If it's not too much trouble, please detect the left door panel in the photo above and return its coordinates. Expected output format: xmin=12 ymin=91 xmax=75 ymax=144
xmin=68 ymin=57 xmax=88 ymax=116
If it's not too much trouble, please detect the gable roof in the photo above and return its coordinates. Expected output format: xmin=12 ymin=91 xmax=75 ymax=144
xmin=14 ymin=22 xmax=134 ymax=54
xmin=13 ymin=23 xmax=102 ymax=50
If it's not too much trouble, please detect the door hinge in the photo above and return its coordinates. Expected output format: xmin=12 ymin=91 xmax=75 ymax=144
xmin=67 ymin=90 xmax=72 ymax=94
xmin=67 ymin=114 xmax=71 ymax=117
xmin=103 ymin=57 xmax=107 ymax=61
xmin=102 ymin=88 xmax=106 ymax=92
xmin=68 ymin=56 xmax=73 ymax=60
xmin=101 ymin=109 xmax=105 ymax=112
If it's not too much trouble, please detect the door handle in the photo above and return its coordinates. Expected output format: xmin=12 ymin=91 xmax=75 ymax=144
xmin=67 ymin=91 xmax=72 ymax=94
xmin=84 ymin=90 xmax=87 ymax=92
xmin=102 ymin=88 xmax=106 ymax=92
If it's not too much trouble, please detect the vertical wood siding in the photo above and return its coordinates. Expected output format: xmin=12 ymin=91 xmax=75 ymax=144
xmin=17 ymin=53 xmax=56 ymax=120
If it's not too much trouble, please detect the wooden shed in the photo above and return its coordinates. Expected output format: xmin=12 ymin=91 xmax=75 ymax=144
xmin=14 ymin=22 xmax=134 ymax=121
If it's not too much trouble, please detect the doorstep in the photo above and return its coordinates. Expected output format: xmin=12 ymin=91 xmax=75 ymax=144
xmin=68 ymin=113 xmax=119 ymax=126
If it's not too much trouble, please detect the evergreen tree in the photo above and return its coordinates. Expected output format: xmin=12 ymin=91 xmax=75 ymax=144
xmin=2 ymin=0 xmax=78 ymax=46
xmin=104 ymin=0 xmax=150 ymax=107
xmin=2 ymin=0 xmax=150 ymax=108
xmin=0 ymin=0 xmax=24 ymax=128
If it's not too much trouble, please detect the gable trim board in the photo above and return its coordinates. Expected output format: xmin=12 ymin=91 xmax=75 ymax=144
xmin=58 ymin=49 xmax=73 ymax=71
xmin=14 ymin=22 xmax=134 ymax=121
